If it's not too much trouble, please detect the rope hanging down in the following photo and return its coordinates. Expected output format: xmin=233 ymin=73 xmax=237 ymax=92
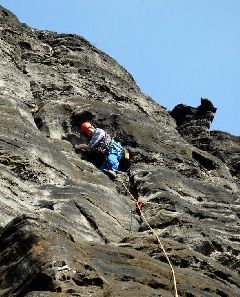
xmin=118 ymin=177 xmax=179 ymax=297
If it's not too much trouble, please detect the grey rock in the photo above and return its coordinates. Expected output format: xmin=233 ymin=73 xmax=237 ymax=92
xmin=0 ymin=216 xmax=239 ymax=296
xmin=0 ymin=5 xmax=240 ymax=297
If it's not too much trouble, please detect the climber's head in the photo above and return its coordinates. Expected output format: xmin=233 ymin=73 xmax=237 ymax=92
xmin=80 ymin=122 xmax=95 ymax=136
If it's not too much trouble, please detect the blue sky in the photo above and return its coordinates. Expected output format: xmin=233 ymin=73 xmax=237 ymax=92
xmin=1 ymin=0 xmax=239 ymax=135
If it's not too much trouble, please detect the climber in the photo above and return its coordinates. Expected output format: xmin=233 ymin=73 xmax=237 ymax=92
xmin=75 ymin=122 xmax=123 ymax=179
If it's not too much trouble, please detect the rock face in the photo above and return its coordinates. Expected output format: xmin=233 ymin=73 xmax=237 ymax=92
xmin=0 ymin=6 xmax=239 ymax=297
xmin=171 ymin=99 xmax=240 ymax=182
xmin=170 ymin=98 xmax=217 ymax=151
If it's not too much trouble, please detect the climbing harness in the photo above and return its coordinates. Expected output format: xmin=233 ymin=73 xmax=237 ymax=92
xmin=118 ymin=176 xmax=179 ymax=297
xmin=108 ymin=138 xmax=129 ymax=160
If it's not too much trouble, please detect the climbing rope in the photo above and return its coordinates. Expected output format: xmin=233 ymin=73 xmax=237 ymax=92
xmin=118 ymin=176 xmax=179 ymax=297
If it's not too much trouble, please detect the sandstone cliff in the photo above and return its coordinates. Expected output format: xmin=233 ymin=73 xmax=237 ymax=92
xmin=0 ymin=6 xmax=239 ymax=297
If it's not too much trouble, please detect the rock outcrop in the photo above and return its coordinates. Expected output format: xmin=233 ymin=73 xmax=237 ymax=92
xmin=0 ymin=6 xmax=239 ymax=297
xmin=170 ymin=98 xmax=217 ymax=151
xmin=171 ymin=99 xmax=240 ymax=182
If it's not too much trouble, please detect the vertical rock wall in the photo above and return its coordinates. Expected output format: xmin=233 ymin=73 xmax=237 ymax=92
xmin=0 ymin=6 xmax=239 ymax=297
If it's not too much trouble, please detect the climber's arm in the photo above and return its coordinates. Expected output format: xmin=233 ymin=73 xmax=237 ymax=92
xmin=75 ymin=143 xmax=90 ymax=151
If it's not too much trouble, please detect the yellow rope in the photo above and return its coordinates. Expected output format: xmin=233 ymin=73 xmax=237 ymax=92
xmin=118 ymin=177 xmax=179 ymax=297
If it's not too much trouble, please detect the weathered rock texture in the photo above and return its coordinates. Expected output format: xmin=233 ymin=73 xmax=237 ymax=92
xmin=0 ymin=6 xmax=239 ymax=297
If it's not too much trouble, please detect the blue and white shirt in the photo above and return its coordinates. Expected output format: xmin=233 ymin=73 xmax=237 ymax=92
xmin=89 ymin=128 xmax=111 ymax=153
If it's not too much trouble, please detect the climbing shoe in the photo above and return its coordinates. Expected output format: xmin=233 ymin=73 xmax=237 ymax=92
xmin=103 ymin=169 xmax=117 ymax=180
